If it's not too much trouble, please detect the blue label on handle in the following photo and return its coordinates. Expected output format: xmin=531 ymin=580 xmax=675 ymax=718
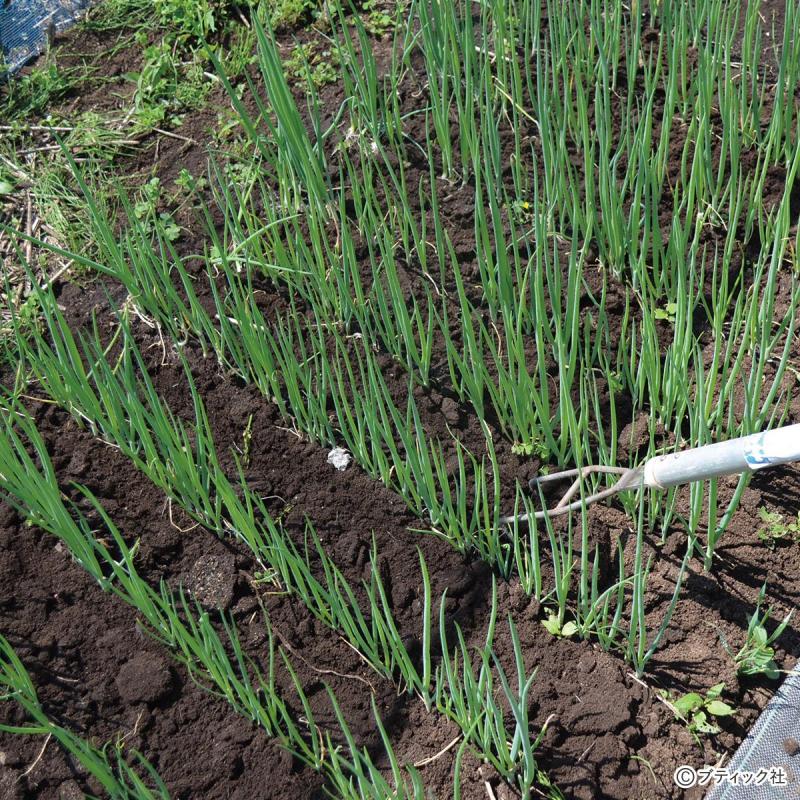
xmin=745 ymin=452 xmax=776 ymax=469
xmin=744 ymin=432 xmax=793 ymax=471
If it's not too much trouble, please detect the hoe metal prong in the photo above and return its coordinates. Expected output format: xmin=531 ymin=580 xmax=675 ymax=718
xmin=551 ymin=466 xmax=628 ymax=509
xmin=501 ymin=465 xmax=644 ymax=524
xmin=502 ymin=424 xmax=800 ymax=524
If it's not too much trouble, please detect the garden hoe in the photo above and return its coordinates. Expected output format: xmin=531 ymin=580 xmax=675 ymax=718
xmin=501 ymin=424 xmax=800 ymax=523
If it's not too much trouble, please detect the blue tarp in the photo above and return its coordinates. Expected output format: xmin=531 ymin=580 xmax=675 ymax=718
xmin=0 ymin=0 xmax=93 ymax=77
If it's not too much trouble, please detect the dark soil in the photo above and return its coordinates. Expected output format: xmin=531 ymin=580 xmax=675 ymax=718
xmin=2 ymin=3 xmax=800 ymax=800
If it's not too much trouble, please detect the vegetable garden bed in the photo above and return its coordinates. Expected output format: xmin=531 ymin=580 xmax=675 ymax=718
xmin=1 ymin=1 xmax=799 ymax=798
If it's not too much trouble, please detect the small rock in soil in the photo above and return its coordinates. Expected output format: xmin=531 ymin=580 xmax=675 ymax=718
xmin=57 ymin=780 xmax=85 ymax=800
xmin=115 ymin=652 xmax=174 ymax=705
xmin=440 ymin=397 xmax=461 ymax=424
xmin=618 ymin=414 xmax=650 ymax=457
xmin=66 ymin=448 xmax=90 ymax=477
xmin=392 ymin=584 xmax=413 ymax=610
xmin=327 ymin=447 xmax=352 ymax=471
xmin=186 ymin=552 xmax=236 ymax=610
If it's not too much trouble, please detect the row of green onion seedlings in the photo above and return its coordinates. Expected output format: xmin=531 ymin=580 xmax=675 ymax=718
xmin=15 ymin=147 xmax=693 ymax=681
xmin=5 ymin=1 xmax=799 ymax=781
xmin=0 ymin=398 xmax=434 ymax=798
xmin=4 ymin=289 xmax=563 ymax=797
xmin=202 ymin=0 xmax=800 ymax=560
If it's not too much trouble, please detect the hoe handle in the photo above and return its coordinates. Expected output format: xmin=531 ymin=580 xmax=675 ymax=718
xmin=643 ymin=424 xmax=800 ymax=489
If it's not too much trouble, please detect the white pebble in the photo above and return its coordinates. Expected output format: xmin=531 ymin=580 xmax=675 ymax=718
xmin=327 ymin=447 xmax=352 ymax=471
